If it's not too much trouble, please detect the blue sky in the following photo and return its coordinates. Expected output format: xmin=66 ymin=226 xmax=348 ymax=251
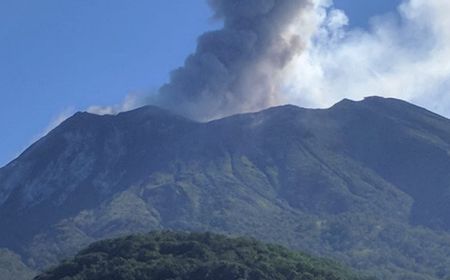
xmin=0 ymin=0 xmax=403 ymax=167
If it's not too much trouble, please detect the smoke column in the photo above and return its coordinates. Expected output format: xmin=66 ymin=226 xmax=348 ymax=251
xmin=152 ymin=0 xmax=312 ymax=120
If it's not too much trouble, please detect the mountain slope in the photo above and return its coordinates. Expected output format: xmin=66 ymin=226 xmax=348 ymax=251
xmin=2 ymin=97 xmax=450 ymax=279
xmin=35 ymin=231 xmax=370 ymax=280
xmin=0 ymin=249 xmax=35 ymax=280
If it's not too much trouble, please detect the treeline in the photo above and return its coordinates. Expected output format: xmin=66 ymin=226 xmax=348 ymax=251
xmin=35 ymin=231 xmax=373 ymax=280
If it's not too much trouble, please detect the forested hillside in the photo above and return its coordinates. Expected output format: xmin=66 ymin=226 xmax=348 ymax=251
xmin=35 ymin=231 xmax=371 ymax=280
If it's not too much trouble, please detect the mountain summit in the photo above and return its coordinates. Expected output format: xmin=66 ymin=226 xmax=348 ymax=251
xmin=2 ymin=97 xmax=450 ymax=279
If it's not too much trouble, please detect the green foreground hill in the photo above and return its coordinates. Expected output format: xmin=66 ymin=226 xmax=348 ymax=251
xmin=35 ymin=231 xmax=370 ymax=280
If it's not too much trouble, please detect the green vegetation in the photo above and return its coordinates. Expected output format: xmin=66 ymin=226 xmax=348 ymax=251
xmin=35 ymin=231 xmax=370 ymax=280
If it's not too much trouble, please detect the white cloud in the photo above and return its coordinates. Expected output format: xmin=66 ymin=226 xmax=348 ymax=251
xmin=85 ymin=0 xmax=450 ymax=119
xmin=282 ymin=0 xmax=450 ymax=117
xmin=86 ymin=94 xmax=141 ymax=115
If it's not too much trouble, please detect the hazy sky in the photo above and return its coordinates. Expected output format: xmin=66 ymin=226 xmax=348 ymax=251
xmin=0 ymin=0 xmax=406 ymax=167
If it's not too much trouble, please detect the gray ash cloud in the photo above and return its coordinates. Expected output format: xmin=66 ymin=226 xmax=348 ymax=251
xmin=152 ymin=0 xmax=311 ymax=120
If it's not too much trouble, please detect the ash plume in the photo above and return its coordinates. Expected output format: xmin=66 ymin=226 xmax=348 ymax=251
xmin=152 ymin=0 xmax=312 ymax=120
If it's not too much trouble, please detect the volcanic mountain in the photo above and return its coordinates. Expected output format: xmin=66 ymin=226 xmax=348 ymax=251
xmin=2 ymin=97 xmax=450 ymax=279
